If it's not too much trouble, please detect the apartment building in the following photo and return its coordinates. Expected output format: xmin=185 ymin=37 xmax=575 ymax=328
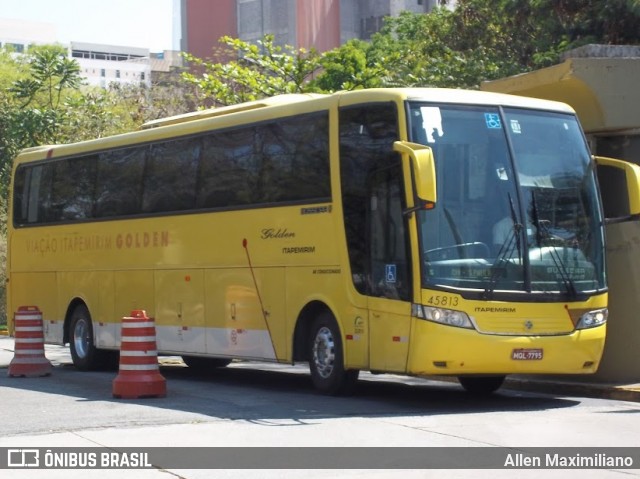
xmin=181 ymin=0 xmax=439 ymax=60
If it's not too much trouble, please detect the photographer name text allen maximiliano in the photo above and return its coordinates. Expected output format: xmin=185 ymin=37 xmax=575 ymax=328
xmin=504 ymin=452 xmax=634 ymax=468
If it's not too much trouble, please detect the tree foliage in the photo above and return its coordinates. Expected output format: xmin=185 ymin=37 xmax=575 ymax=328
xmin=182 ymin=35 xmax=322 ymax=106
xmin=9 ymin=46 xmax=82 ymax=109
xmin=371 ymin=0 xmax=640 ymax=89
xmin=311 ymin=39 xmax=386 ymax=91
xmin=106 ymin=70 xmax=201 ymax=127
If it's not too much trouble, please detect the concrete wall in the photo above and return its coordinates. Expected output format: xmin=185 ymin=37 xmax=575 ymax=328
xmin=238 ymin=0 xmax=296 ymax=47
xmin=182 ymin=0 xmax=237 ymax=60
xmin=600 ymin=222 xmax=640 ymax=382
xmin=297 ymin=0 xmax=341 ymax=52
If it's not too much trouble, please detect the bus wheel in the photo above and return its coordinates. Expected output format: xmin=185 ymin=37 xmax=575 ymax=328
xmin=182 ymin=356 xmax=232 ymax=370
xmin=458 ymin=375 xmax=506 ymax=395
xmin=69 ymin=305 xmax=101 ymax=371
xmin=308 ymin=313 xmax=359 ymax=395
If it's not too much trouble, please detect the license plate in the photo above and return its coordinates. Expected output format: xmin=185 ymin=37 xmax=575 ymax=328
xmin=511 ymin=348 xmax=543 ymax=360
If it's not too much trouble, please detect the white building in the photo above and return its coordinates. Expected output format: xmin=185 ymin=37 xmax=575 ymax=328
xmin=71 ymin=42 xmax=151 ymax=88
xmin=0 ymin=18 xmax=180 ymax=88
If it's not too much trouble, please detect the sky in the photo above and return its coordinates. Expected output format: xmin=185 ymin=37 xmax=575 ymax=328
xmin=0 ymin=0 xmax=179 ymax=51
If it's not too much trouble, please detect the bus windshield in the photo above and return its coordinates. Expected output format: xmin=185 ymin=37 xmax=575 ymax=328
xmin=409 ymin=102 xmax=605 ymax=297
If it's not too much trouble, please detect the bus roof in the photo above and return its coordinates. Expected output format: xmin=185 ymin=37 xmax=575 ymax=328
xmin=141 ymin=88 xmax=573 ymax=130
xmin=142 ymin=89 xmax=575 ymax=130
xmin=335 ymin=88 xmax=576 ymax=113
xmin=14 ymin=88 xmax=576 ymax=165
xmin=140 ymin=93 xmax=327 ymax=129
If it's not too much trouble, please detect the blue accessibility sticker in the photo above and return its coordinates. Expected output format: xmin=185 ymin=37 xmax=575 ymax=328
xmin=385 ymin=264 xmax=397 ymax=283
xmin=484 ymin=113 xmax=502 ymax=129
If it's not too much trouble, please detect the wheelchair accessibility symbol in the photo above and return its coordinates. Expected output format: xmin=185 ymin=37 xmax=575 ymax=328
xmin=484 ymin=113 xmax=501 ymax=129
xmin=385 ymin=264 xmax=397 ymax=283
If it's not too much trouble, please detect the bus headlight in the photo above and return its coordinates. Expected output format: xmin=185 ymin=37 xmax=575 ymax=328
xmin=575 ymin=308 xmax=608 ymax=330
xmin=412 ymin=304 xmax=474 ymax=329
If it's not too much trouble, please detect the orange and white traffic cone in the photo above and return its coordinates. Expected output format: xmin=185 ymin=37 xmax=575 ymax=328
xmin=8 ymin=306 xmax=53 ymax=377
xmin=113 ymin=310 xmax=166 ymax=399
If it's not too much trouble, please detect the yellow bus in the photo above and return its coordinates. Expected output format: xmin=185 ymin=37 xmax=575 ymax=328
xmin=7 ymin=88 xmax=640 ymax=394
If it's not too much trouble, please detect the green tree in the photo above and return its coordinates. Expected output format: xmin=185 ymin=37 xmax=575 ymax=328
xmin=182 ymin=34 xmax=322 ymax=106
xmin=312 ymin=39 xmax=386 ymax=91
xmin=9 ymin=45 xmax=82 ymax=110
xmin=2 ymin=46 xmax=83 ymax=152
xmin=107 ymin=67 xmax=201 ymax=126
xmin=370 ymin=9 xmax=491 ymax=88
xmin=353 ymin=0 xmax=640 ymax=89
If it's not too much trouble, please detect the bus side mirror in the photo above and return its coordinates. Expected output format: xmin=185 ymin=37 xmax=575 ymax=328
xmin=595 ymin=156 xmax=640 ymax=223
xmin=393 ymin=141 xmax=437 ymax=206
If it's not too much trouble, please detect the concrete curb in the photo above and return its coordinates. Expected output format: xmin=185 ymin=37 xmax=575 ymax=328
xmin=503 ymin=377 xmax=640 ymax=403
xmin=430 ymin=374 xmax=640 ymax=403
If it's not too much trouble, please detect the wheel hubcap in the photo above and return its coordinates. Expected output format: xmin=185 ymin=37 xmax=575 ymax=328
xmin=73 ymin=318 xmax=89 ymax=359
xmin=312 ymin=326 xmax=335 ymax=379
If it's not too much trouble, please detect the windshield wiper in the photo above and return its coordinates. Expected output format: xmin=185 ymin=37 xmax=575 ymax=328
xmin=508 ymin=193 xmax=522 ymax=263
xmin=531 ymin=191 xmax=577 ymax=298
xmin=484 ymin=193 xmax=522 ymax=299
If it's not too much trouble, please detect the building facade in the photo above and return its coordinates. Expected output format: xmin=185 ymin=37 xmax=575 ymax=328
xmin=181 ymin=0 xmax=439 ymax=60
xmin=71 ymin=42 xmax=151 ymax=88
xmin=0 ymin=18 xmax=182 ymax=88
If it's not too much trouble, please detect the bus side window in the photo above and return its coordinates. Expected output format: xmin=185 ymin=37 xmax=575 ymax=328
xmin=257 ymin=114 xmax=330 ymax=203
xmin=50 ymin=156 xmax=96 ymax=221
xmin=142 ymin=139 xmax=199 ymax=213
xmin=95 ymin=148 xmax=145 ymax=218
xmin=368 ymin=162 xmax=411 ymax=301
xmin=34 ymin=165 xmax=54 ymax=223
xmin=198 ymin=128 xmax=257 ymax=209
xmin=12 ymin=166 xmax=29 ymax=225
xmin=339 ymin=102 xmax=399 ymax=295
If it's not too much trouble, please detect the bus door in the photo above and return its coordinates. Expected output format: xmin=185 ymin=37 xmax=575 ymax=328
xmin=367 ymin=164 xmax=413 ymax=373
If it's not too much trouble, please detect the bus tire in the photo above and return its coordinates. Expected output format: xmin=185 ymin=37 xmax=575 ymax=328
xmin=308 ymin=313 xmax=359 ymax=395
xmin=458 ymin=375 xmax=505 ymax=395
xmin=69 ymin=304 xmax=102 ymax=371
xmin=182 ymin=356 xmax=232 ymax=370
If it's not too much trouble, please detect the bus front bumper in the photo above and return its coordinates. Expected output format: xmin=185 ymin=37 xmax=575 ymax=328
xmin=406 ymin=319 xmax=606 ymax=376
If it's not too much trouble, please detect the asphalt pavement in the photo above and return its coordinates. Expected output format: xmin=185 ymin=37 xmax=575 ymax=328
xmin=1 ymin=333 xmax=639 ymax=403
